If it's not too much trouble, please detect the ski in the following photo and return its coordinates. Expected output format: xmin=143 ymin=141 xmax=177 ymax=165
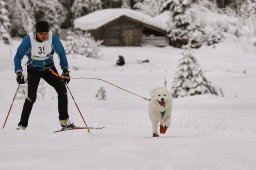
xmin=53 ymin=126 xmax=105 ymax=133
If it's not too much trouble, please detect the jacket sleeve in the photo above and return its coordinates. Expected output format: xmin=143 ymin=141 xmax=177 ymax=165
xmin=14 ymin=35 xmax=31 ymax=73
xmin=52 ymin=34 xmax=69 ymax=70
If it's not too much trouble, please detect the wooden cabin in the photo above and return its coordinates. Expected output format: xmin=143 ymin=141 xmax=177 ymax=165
xmin=74 ymin=9 xmax=168 ymax=46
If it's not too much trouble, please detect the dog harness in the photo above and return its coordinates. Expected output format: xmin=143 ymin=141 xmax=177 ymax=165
xmin=161 ymin=111 xmax=166 ymax=118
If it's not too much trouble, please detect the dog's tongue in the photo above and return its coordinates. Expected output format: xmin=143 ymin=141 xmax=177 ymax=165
xmin=158 ymin=101 xmax=166 ymax=107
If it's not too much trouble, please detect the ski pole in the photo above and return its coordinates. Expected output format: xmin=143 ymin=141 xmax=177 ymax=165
xmin=2 ymin=83 xmax=21 ymax=129
xmin=65 ymin=83 xmax=91 ymax=133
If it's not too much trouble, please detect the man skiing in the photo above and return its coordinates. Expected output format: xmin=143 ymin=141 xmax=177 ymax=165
xmin=14 ymin=21 xmax=75 ymax=130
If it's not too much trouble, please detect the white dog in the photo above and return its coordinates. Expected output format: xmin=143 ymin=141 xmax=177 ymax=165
xmin=148 ymin=87 xmax=172 ymax=137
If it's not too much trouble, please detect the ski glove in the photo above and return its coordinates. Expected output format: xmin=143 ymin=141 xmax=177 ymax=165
xmin=61 ymin=69 xmax=70 ymax=84
xmin=16 ymin=71 xmax=25 ymax=84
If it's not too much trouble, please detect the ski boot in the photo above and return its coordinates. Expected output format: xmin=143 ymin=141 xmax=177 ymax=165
xmin=59 ymin=119 xmax=75 ymax=129
xmin=16 ymin=125 xmax=26 ymax=130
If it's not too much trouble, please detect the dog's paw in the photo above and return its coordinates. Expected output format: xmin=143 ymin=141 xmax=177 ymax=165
xmin=160 ymin=125 xmax=168 ymax=134
xmin=153 ymin=133 xmax=159 ymax=137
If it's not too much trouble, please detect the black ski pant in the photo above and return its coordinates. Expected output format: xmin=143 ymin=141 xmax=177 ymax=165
xmin=18 ymin=66 xmax=69 ymax=127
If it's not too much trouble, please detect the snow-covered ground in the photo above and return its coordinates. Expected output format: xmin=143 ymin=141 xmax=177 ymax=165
xmin=1 ymin=35 xmax=256 ymax=170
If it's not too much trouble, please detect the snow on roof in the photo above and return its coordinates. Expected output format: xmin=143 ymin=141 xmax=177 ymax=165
xmin=74 ymin=8 xmax=168 ymax=31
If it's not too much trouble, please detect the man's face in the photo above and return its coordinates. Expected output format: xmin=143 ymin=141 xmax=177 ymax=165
xmin=36 ymin=32 xmax=49 ymax=42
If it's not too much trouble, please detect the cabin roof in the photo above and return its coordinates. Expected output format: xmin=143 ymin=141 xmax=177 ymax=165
xmin=74 ymin=8 xmax=168 ymax=31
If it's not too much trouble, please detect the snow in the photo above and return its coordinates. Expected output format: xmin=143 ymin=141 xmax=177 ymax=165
xmin=1 ymin=34 xmax=256 ymax=170
xmin=2 ymin=2 xmax=256 ymax=169
xmin=74 ymin=8 xmax=168 ymax=31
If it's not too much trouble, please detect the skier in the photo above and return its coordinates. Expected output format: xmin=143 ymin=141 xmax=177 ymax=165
xmin=14 ymin=21 xmax=75 ymax=130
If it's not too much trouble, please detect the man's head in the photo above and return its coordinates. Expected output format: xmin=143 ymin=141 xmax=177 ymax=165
xmin=35 ymin=21 xmax=49 ymax=42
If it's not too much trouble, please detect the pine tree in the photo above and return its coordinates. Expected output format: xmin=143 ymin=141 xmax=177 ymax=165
xmin=0 ymin=0 xmax=10 ymax=29
xmin=171 ymin=50 xmax=219 ymax=98
xmin=7 ymin=0 xmax=34 ymax=37
xmin=33 ymin=0 xmax=67 ymax=34
xmin=7 ymin=0 xmax=67 ymax=37
xmin=122 ymin=0 xmax=131 ymax=8
xmin=58 ymin=0 xmax=75 ymax=28
xmin=160 ymin=0 xmax=205 ymax=48
xmin=0 ymin=0 xmax=10 ymax=42
xmin=96 ymin=87 xmax=107 ymax=100
xmin=65 ymin=31 xmax=78 ymax=54
xmin=238 ymin=1 xmax=256 ymax=38
xmin=134 ymin=0 xmax=161 ymax=16
xmin=65 ymin=31 xmax=103 ymax=58
xmin=71 ymin=0 xmax=102 ymax=19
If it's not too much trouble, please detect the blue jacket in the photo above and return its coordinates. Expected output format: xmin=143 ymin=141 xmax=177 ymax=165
xmin=14 ymin=32 xmax=68 ymax=72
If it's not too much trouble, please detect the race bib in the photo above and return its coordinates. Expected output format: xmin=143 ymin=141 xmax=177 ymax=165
xmin=29 ymin=31 xmax=53 ymax=60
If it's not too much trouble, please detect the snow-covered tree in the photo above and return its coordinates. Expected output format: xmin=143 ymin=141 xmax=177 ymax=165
xmin=206 ymin=30 xmax=224 ymax=46
xmin=58 ymin=0 xmax=74 ymax=28
xmin=171 ymin=50 xmax=219 ymax=98
xmin=102 ymin=0 xmax=122 ymax=8
xmin=214 ymin=0 xmax=243 ymax=9
xmin=71 ymin=0 xmax=102 ymax=19
xmin=122 ymin=0 xmax=131 ymax=8
xmin=65 ymin=31 xmax=77 ymax=54
xmin=0 ymin=24 xmax=10 ymax=44
xmin=236 ymin=1 xmax=256 ymax=38
xmin=96 ymin=87 xmax=107 ymax=100
xmin=6 ymin=0 xmax=67 ymax=37
xmin=33 ymin=0 xmax=67 ymax=34
xmin=7 ymin=0 xmax=34 ymax=37
xmin=134 ymin=0 xmax=162 ymax=16
xmin=160 ymin=0 xmax=226 ymax=48
xmin=65 ymin=31 xmax=103 ymax=58
xmin=0 ymin=0 xmax=10 ymax=29
xmin=161 ymin=0 xmax=206 ymax=48
xmin=7 ymin=0 xmax=66 ymax=37
xmin=0 ymin=0 xmax=11 ymax=43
